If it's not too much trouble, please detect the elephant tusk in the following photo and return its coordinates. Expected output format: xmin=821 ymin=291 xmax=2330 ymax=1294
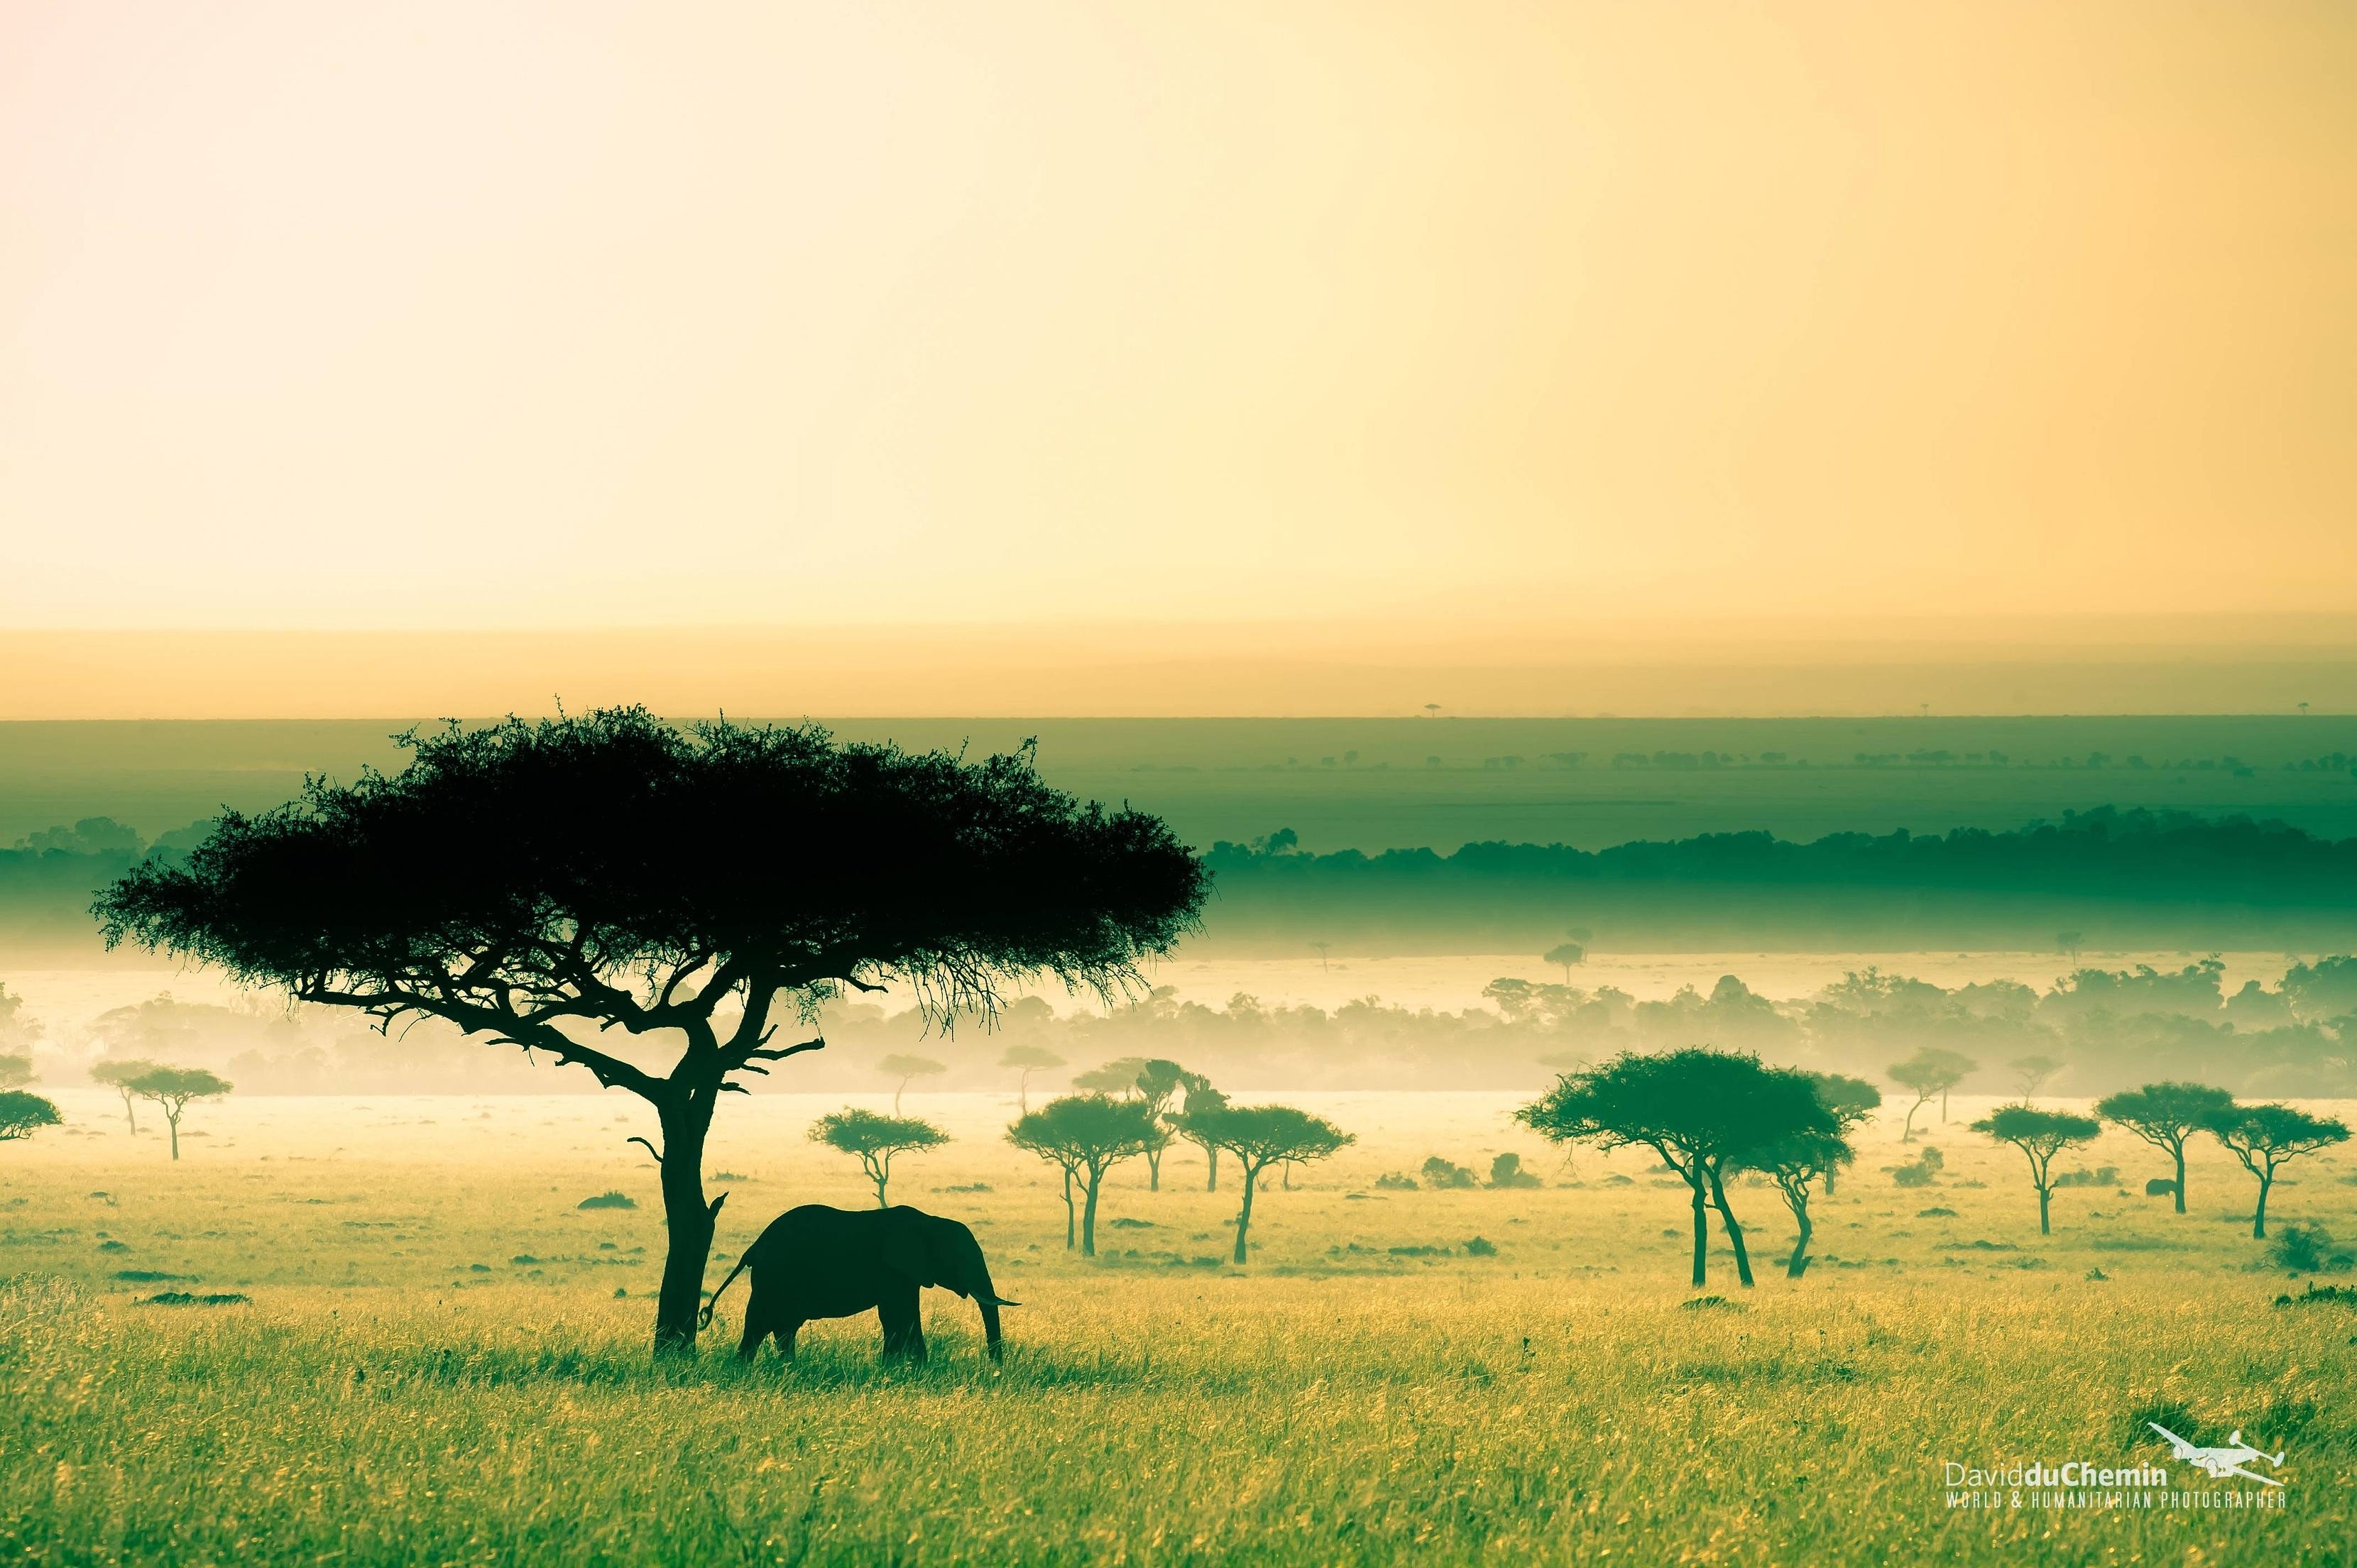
xmin=985 ymin=1296 xmax=1022 ymax=1307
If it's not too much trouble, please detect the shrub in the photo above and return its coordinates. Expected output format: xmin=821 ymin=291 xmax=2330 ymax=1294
xmin=1374 ymin=1172 xmax=1418 ymax=1191
xmin=1486 ymin=1153 xmax=1542 ymax=1189
xmin=1420 ymin=1156 xmax=1479 ymax=1190
xmin=1464 ymin=1236 xmax=1498 ymax=1256
xmin=577 ymin=1191 xmax=637 ymax=1210
xmin=2269 ymin=1224 xmax=2350 ymax=1273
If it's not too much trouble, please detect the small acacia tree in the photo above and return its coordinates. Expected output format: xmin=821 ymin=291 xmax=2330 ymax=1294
xmin=1133 ymin=1058 xmax=1193 ymax=1191
xmin=1763 ymin=1126 xmax=1852 ymax=1278
xmin=1178 ymin=1076 xmax=1230 ymax=1190
xmin=126 ymin=1065 xmax=231 ymax=1161
xmin=809 ymin=1108 xmax=949 ymax=1207
xmin=1543 ymin=941 xmax=1585 ymax=982
xmin=1007 ymin=1094 xmax=1159 ymax=1256
xmin=2204 ymin=1103 xmax=2350 ymax=1239
xmin=1890 ymin=1048 xmax=1976 ymax=1140
xmin=2011 ymin=1055 xmax=2060 ymax=1100
xmin=90 ymin=1058 xmax=163 ymax=1134
xmin=1519 ymin=1048 xmax=1839 ymax=1288
xmin=2095 ymin=1081 xmax=2235 ymax=1215
xmin=0 ymin=1090 xmax=62 ymax=1145
xmin=1181 ymin=1104 xmax=1352 ymax=1264
xmin=1971 ymin=1104 xmax=2099 ymax=1235
xmin=1000 ymin=1043 xmax=1066 ymax=1114
xmin=95 ymin=709 xmax=1207 ymax=1352
xmin=1072 ymin=1058 xmax=1149 ymax=1094
xmin=877 ymin=1054 xmax=946 ymax=1114
xmin=1805 ymin=1071 xmax=1881 ymax=1195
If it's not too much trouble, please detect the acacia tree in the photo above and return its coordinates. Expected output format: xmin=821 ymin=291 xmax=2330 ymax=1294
xmin=1971 ymin=1104 xmax=2099 ymax=1235
xmin=809 ymin=1108 xmax=949 ymax=1207
xmin=2204 ymin=1103 xmax=2350 ymax=1239
xmin=1006 ymin=1093 xmax=1159 ymax=1255
xmin=1000 ymin=1043 xmax=1066 ymax=1114
xmin=96 ymin=709 xmax=1207 ymax=1353
xmin=1890 ymin=1048 xmax=1976 ymax=1140
xmin=1072 ymin=1058 xmax=1149 ymax=1093
xmin=1181 ymin=1104 xmax=1352 ymax=1264
xmin=1132 ymin=1058 xmax=1193 ymax=1191
xmin=0 ymin=1090 xmax=62 ymax=1144
xmin=126 ymin=1065 xmax=231 ymax=1161
xmin=878 ymin=1053 xmax=946 ymax=1114
xmin=1805 ymin=1071 xmax=1881 ymax=1195
xmin=1543 ymin=941 xmax=1585 ymax=982
xmin=2011 ymin=1055 xmax=2060 ymax=1100
xmin=90 ymin=1058 xmax=162 ymax=1134
xmin=1518 ymin=1048 xmax=1839 ymax=1288
xmin=1763 ymin=1126 xmax=1851 ymax=1278
xmin=1178 ymin=1075 xmax=1229 ymax=1190
xmin=2095 ymin=1082 xmax=2235 ymax=1215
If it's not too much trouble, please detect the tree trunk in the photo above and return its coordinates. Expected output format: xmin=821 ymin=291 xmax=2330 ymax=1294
xmin=1061 ymin=1167 xmax=1075 ymax=1249
xmin=1688 ymin=1178 xmax=1708 ymax=1288
xmin=2253 ymin=1172 xmax=2271 ymax=1239
xmin=2037 ymin=1185 xmax=2051 ymax=1235
xmin=1704 ymin=1166 xmax=1754 ymax=1288
xmin=1203 ymin=1143 xmax=1218 ymax=1191
xmin=1145 ymin=1146 xmax=1161 ymax=1192
xmin=2172 ymin=1144 xmax=2187 ymax=1215
xmin=1018 ymin=1072 xmax=1032 ymax=1115
xmin=1081 ymin=1168 xmax=1102 ymax=1257
xmin=165 ymin=1107 xmax=181 ymax=1161
xmin=119 ymin=1090 xmax=138 ymax=1135
xmin=1823 ymin=1163 xmax=1837 ymax=1197
xmin=1903 ymin=1099 xmax=1922 ymax=1143
xmin=652 ymin=1098 xmax=720 ymax=1356
xmin=1233 ymin=1163 xmax=1258 ymax=1263
xmin=1785 ymin=1202 xmax=1812 ymax=1278
xmin=1941 ymin=1089 xmax=1949 ymax=1124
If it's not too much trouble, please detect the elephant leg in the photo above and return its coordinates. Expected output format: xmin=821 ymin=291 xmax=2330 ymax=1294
xmin=737 ymin=1299 xmax=774 ymax=1363
xmin=777 ymin=1318 xmax=801 ymax=1364
xmin=878 ymin=1283 xmax=924 ymax=1363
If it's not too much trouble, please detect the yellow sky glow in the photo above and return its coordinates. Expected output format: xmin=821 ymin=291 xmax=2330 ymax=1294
xmin=4 ymin=2 xmax=2354 ymax=711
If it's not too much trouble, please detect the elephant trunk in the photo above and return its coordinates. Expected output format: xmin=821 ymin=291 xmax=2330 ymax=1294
xmin=980 ymin=1295 xmax=1004 ymax=1361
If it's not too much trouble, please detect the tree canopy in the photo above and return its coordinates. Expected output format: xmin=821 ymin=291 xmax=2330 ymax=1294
xmin=1889 ymin=1047 xmax=1976 ymax=1139
xmin=809 ymin=1108 xmax=950 ymax=1207
xmin=0 ymin=1053 xmax=30 ymax=1092
xmin=2095 ymin=1081 xmax=2235 ymax=1214
xmin=1181 ymin=1104 xmax=1353 ymax=1263
xmin=1518 ymin=1048 xmax=1840 ymax=1287
xmin=94 ymin=708 xmax=1208 ymax=1349
xmin=1007 ymin=1093 xmax=1161 ymax=1255
xmin=2203 ymin=1102 xmax=2350 ymax=1239
xmin=1969 ymin=1104 xmax=2100 ymax=1234
xmin=0 ymin=1090 xmax=60 ymax=1142
xmin=125 ymin=1065 xmax=231 ymax=1161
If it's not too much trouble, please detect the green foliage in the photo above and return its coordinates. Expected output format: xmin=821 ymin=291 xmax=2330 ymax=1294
xmin=811 ymin=1108 xmax=950 ymax=1206
xmin=125 ymin=1065 xmax=233 ymax=1104
xmin=1421 ymin=1156 xmax=1478 ymax=1190
xmin=0 ymin=1053 xmax=30 ymax=1092
xmin=0 ymin=1090 xmax=62 ymax=1141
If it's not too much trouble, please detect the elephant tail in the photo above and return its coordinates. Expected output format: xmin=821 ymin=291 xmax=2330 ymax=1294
xmin=697 ymin=1251 xmax=754 ymax=1331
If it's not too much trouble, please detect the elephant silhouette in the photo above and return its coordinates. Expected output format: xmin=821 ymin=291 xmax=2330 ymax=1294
xmin=701 ymin=1203 xmax=1017 ymax=1364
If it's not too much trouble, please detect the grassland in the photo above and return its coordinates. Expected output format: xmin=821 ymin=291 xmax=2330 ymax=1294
xmin=4 ymin=1088 xmax=2353 ymax=1563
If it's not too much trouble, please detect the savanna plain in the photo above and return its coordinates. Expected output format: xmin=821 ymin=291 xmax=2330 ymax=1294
xmin=4 ymin=1082 xmax=2351 ymax=1566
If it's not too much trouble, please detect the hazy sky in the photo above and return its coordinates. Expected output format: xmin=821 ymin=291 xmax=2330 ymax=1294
xmin=6 ymin=1 xmax=2354 ymax=643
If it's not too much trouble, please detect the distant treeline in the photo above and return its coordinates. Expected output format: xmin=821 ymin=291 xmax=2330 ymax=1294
xmin=26 ymin=955 xmax=2355 ymax=1097
xmin=1198 ymin=808 xmax=2357 ymax=951
xmin=10 ymin=806 xmax=2357 ymax=955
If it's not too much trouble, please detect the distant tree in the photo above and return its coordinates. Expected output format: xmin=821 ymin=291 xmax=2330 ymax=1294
xmin=1176 ymin=1076 xmax=1230 ymax=1190
xmin=1006 ymin=1094 xmax=1159 ymax=1256
xmin=2055 ymin=931 xmax=2085 ymax=965
xmin=1181 ymin=1104 xmax=1352 ymax=1263
xmin=1805 ymin=1071 xmax=1881 ymax=1195
xmin=1420 ymin=1156 xmax=1479 ymax=1190
xmin=93 ymin=710 xmax=1208 ymax=1353
xmin=126 ymin=1066 xmax=231 ymax=1161
xmin=1543 ymin=942 xmax=1586 ymax=982
xmin=2204 ymin=1103 xmax=2351 ymax=1239
xmin=1763 ymin=1126 xmax=1852 ymax=1278
xmin=1518 ymin=1048 xmax=1839 ymax=1288
xmin=1889 ymin=1048 xmax=1976 ymax=1139
xmin=809 ymin=1109 xmax=948 ymax=1207
xmin=2095 ymin=1082 xmax=2235 ymax=1215
xmin=1072 ymin=1057 xmax=1149 ymax=1094
xmin=90 ymin=1058 xmax=163 ymax=1134
xmin=1970 ymin=1104 xmax=2100 ymax=1235
xmin=1487 ymin=1152 xmax=1542 ymax=1189
xmin=1133 ymin=1058 xmax=1193 ymax=1191
xmin=0 ymin=1091 xmax=62 ymax=1144
xmin=0 ymin=1053 xmax=30 ymax=1092
xmin=2011 ymin=1056 xmax=2060 ymax=1100
xmin=1310 ymin=941 xmax=1330 ymax=973
xmin=999 ymin=1043 xmax=1066 ymax=1114
xmin=877 ymin=1054 xmax=946 ymax=1115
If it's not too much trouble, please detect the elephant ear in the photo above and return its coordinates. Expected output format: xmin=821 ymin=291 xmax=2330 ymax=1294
xmin=878 ymin=1208 xmax=948 ymax=1291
